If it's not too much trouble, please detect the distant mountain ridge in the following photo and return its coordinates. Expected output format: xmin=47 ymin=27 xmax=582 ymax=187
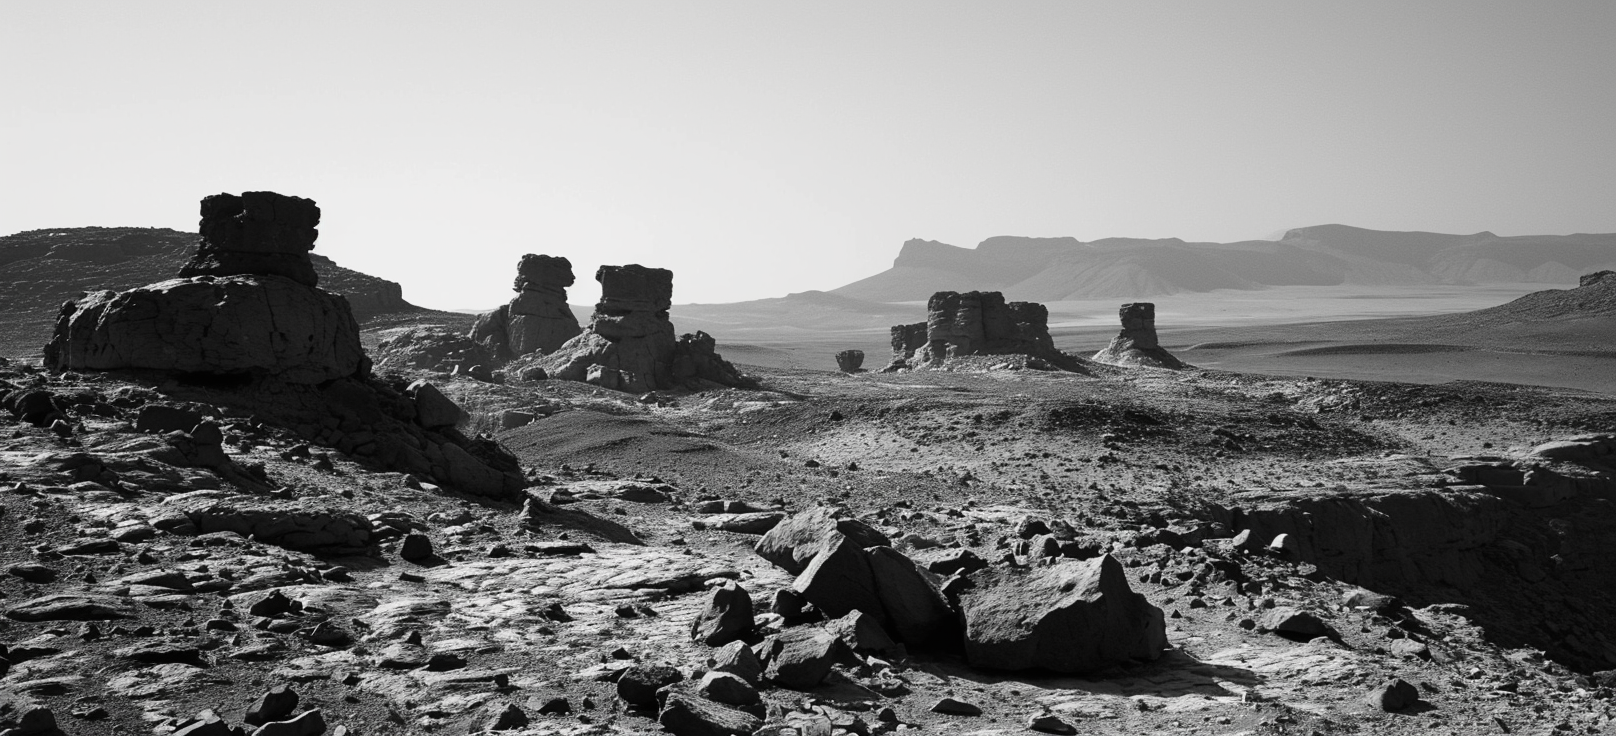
xmin=831 ymin=225 xmax=1616 ymax=303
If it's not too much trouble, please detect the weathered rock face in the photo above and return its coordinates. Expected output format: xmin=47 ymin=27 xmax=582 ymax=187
xmin=883 ymin=292 xmax=1073 ymax=372
xmin=919 ymin=291 xmax=1055 ymax=362
xmin=538 ymin=265 xmax=749 ymax=393
xmin=469 ymin=254 xmax=582 ymax=361
xmin=1090 ymin=302 xmax=1186 ymax=369
xmin=961 ymin=555 xmax=1167 ymax=672
xmin=1581 ymin=270 xmax=1615 ymax=288
xmin=45 ymin=275 xmax=364 ymax=384
xmin=835 ymin=349 xmax=864 ymax=373
xmin=44 ymin=192 xmax=366 ymax=384
xmin=179 ymin=192 xmax=321 ymax=288
xmin=890 ymin=323 xmax=927 ymax=361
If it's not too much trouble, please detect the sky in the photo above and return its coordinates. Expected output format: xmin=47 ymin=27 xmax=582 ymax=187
xmin=3 ymin=2 xmax=1614 ymax=309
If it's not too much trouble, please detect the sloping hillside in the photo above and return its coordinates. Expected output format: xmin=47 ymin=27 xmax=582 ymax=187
xmin=0 ymin=226 xmax=437 ymax=360
xmin=832 ymin=227 xmax=1616 ymax=303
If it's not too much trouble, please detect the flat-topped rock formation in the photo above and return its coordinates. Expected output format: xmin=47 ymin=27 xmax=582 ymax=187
xmin=538 ymin=264 xmax=750 ymax=392
xmin=178 ymin=191 xmax=322 ymax=288
xmin=470 ymin=254 xmax=583 ymax=361
xmin=1090 ymin=302 xmax=1187 ymax=369
xmin=883 ymin=291 xmax=1080 ymax=371
xmin=45 ymin=192 xmax=365 ymax=384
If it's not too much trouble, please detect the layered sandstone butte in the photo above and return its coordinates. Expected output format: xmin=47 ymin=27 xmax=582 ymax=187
xmin=919 ymin=291 xmax=1056 ymax=362
xmin=883 ymin=291 xmax=1074 ymax=370
xmin=179 ymin=192 xmax=322 ymax=288
xmin=539 ymin=264 xmax=749 ymax=392
xmin=469 ymin=254 xmax=582 ymax=361
xmin=1090 ymin=302 xmax=1187 ymax=369
xmin=45 ymin=192 xmax=365 ymax=384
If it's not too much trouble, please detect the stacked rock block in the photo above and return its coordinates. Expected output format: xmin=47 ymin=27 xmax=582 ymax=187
xmin=46 ymin=192 xmax=364 ymax=384
xmin=539 ymin=265 xmax=750 ymax=393
xmin=469 ymin=254 xmax=583 ymax=361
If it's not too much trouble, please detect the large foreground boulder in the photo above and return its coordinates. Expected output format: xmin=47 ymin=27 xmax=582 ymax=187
xmin=760 ymin=509 xmax=954 ymax=647
xmin=45 ymin=275 xmax=365 ymax=384
xmin=961 ymin=555 xmax=1166 ymax=672
xmin=1090 ymin=302 xmax=1186 ymax=369
xmin=755 ymin=507 xmax=891 ymax=575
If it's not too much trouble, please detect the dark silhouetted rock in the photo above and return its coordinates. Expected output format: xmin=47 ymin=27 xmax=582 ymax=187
xmin=1090 ymin=303 xmax=1186 ymax=369
xmin=44 ymin=192 xmax=366 ymax=384
xmin=792 ymin=536 xmax=884 ymax=622
xmin=245 ymin=686 xmax=300 ymax=726
xmin=135 ymin=404 xmax=203 ymax=433
xmin=617 ymin=664 xmax=683 ymax=707
xmin=399 ymin=533 xmax=434 ymax=562
xmin=835 ymin=349 xmax=864 ymax=373
xmin=930 ymin=697 xmax=982 ymax=716
xmin=690 ymin=581 xmax=754 ymax=646
xmin=406 ymin=381 xmax=464 ymax=429
xmin=962 ymin=555 xmax=1166 ymax=672
xmin=181 ymin=192 xmax=320 ymax=287
xmin=865 ymin=546 xmax=957 ymax=646
xmin=1258 ymin=607 xmax=1337 ymax=641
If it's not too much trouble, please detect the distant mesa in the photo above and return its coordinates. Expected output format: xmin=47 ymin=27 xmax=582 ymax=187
xmin=534 ymin=264 xmax=753 ymax=393
xmin=881 ymin=290 xmax=1085 ymax=372
xmin=179 ymin=191 xmax=322 ymax=287
xmin=831 ymin=227 xmax=1616 ymax=303
xmin=1089 ymin=302 xmax=1188 ymax=370
xmin=470 ymin=254 xmax=583 ymax=362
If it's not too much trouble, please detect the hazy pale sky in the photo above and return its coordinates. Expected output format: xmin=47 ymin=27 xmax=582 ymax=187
xmin=3 ymin=1 xmax=1614 ymax=308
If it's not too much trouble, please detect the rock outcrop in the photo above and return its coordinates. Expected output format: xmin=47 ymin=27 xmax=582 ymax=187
xmin=1090 ymin=302 xmax=1186 ymax=369
xmin=45 ymin=192 xmax=365 ymax=384
xmin=538 ymin=264 xmax=750 ymax=392
xmin=883 ymin=291 xmax=1078 ymax=370
xmin=889 ymin=323 xmax=927 ymax=363
xmin=469 ymin=254 xmax=582 ymax=362
xmin=179 ymin=192 xmax=321 ymax=288
xmin=835 ymin=349 xmax=864 ymax=373
xmin=961 ymin=555 xmax=1167 ymax=672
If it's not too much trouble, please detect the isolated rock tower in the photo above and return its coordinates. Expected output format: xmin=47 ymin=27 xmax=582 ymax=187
xmin=470 ymin=254 xmax=583 ymax=361
xmin=1090 ymin=302 xmax=1187 ymax=369
xmin=537 ymin=264 xmax=750 ymax=392
xmin=45 ymin=192 xmax=365 ymax=383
